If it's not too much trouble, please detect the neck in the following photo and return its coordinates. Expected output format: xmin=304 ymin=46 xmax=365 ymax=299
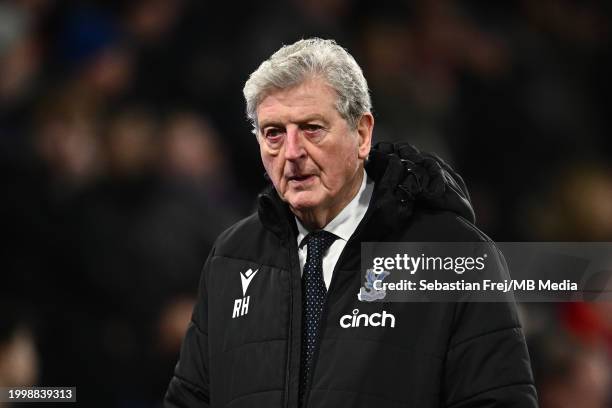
xmin=292 ymin=167 xmax=364 ymax=230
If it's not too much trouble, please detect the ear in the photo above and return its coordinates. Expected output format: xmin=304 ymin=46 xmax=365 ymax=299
xmin=356 ymin=112 xmax=374 ymax=160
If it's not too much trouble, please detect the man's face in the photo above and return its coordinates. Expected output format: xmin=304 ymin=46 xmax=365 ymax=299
xmin=256 ymin=77 xmax=372 ymax=216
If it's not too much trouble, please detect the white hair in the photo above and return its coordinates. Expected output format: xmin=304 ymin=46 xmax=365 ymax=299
xmin=243 ymin=38 xmax=372 ymax=134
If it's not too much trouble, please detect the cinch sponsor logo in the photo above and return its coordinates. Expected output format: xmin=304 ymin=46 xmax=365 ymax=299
xmin=339 ymin=309 xmax=396 ymax=328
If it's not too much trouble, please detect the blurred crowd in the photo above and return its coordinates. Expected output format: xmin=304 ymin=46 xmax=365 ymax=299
xmin=1 ymin=0 xmax=611 ymax=407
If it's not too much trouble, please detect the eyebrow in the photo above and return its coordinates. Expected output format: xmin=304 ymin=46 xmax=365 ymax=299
xmin=259 ymin=114 xmax=329 ymax=131
xmin=258 ymin=121 xmax=284 ymax=131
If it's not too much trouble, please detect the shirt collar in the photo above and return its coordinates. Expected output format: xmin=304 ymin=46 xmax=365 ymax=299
xmin=296 ymin=170 xmax=374 ymax=248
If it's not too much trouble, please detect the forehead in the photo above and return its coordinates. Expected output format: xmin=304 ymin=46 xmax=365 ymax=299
xmin=256 ymin=78 xmax=340 ymax=126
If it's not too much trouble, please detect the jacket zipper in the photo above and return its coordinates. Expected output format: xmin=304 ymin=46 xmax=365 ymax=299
xmin=302 ymin=202 xmax=381 ymax=407
xmin=285 ymin=238 xmax=301 ymax=408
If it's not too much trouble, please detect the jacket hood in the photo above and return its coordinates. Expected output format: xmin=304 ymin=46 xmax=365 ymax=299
xmin=364 ymin=142 xmax=475 ymax=224
xmin=257 ymin=142 xmax=475 ymax=240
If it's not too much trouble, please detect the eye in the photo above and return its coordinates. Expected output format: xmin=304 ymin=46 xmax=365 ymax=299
xmin=301 ymin=124 xmax=324 ymax=134
xmin=264 ymin=127 xmax=284 ymax=140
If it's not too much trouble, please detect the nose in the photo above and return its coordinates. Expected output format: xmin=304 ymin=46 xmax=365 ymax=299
xmin=284 ymin=125 xmax=306 ymax=161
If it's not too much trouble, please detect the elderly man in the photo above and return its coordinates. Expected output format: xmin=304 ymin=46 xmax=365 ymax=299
xmin=165 ymin=38 xmax=537 ymax=408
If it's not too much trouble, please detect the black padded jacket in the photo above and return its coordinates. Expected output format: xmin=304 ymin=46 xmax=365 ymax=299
xmin=164 ymin=144 xmax=538 ymax=408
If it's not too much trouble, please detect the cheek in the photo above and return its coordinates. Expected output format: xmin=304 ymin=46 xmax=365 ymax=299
xmin=334 ymin=139 xmax=359 ymax=174
xmin=319 ymin=144 xmax=358 ymax=188
xmin=260 ymin=148 xmax=285 ymax=185
xmin=260 ymin=148 xmax=271 ymax=172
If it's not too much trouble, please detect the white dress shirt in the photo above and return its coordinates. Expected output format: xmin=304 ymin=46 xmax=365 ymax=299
xmin=296 ymin=170 xmax=374 ymax=289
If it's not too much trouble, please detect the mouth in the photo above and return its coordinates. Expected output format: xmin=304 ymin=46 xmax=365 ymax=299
xmin=287 ymin=174 xmax=316 ymax=185
xmin=288 ymin=174 xmax=312 ymax=181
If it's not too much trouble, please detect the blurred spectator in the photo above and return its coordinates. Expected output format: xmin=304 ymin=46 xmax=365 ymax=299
xmin=0 ymin=302 xmax=38 ymax=408
xmin=0 ymin=2 xmax=42 ymax=107
xmin=51 ymin=5 xmax=133 ymax=116
xmin=562 ymin=302 xmax=612 ymax=353
xmin=529 ymin=330 xmax=610 ymax=408
xmin=0 ymin=306 xmax=38 ymax=390
xmin=104 ymin=106 xmax=159 ymax=176
xmin=0 ymin=328 xmax=38 ymax=390
xmin=160 ymin=112 xmax=223 ymax=182
xmin=160 ymin=111 xmax=248 ymax=213
xmin=122 ymin=0 xmax=184 ymax=44
xmin=528 ymin=162 xmax=612 ymax=241
xmin=33 ymin=94 xmax=101 ymax=191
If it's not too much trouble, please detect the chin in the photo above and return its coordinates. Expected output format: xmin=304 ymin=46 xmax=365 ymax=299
xmin=285 ymin=191 xmax=322 ymax=212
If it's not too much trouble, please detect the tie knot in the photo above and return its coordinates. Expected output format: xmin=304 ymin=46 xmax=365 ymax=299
xmin=306 ymin=230 xmax=337 ymax=252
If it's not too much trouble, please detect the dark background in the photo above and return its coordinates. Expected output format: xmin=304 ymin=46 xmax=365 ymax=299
xmin=1 ymin=0 xmax=610 ymax=407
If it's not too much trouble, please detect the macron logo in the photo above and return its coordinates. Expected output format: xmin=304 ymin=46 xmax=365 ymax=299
xmin=233 ymin=268 xmax=259 ymax=319
xmin=240 ymin=268 xmax=259 ymax=296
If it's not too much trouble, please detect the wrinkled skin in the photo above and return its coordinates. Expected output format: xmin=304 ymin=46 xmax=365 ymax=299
xmin=256 ymin=77 xmax=373 ymax=229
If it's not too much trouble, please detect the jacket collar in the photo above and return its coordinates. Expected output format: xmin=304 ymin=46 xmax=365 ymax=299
xmin=257 ymin=160 xmax=414 ymax=243
xmin=257 ymin=143 xmax=476 ymax=242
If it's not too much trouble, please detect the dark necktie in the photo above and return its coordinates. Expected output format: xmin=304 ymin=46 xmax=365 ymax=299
xmin=299 ymin=230 xmax=337 ymax=404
